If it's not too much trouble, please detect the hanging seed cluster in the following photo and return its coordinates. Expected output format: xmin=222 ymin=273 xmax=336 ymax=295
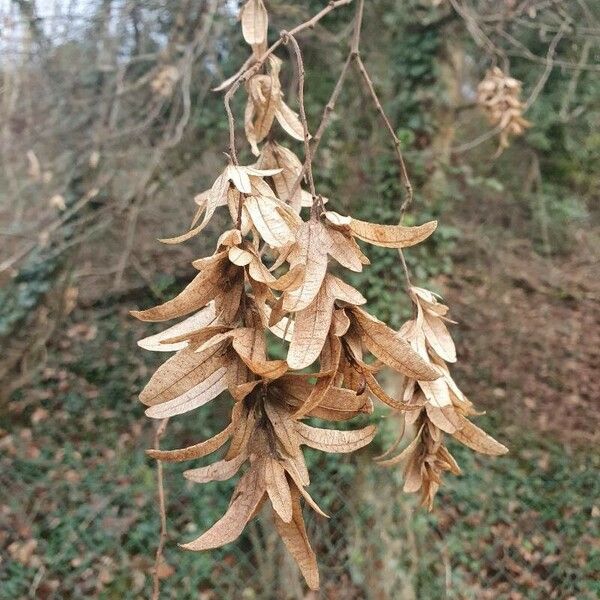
xmin=377 ymin=288 xmax=507 ymax=509
xmin=133 ymin=0 xmax=507 ymax=589
xmin=477 ymin=66 xmax=531 ymax=153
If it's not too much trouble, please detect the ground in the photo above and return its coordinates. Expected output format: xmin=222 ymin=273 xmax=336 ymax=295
xmin=444 ymin=224 xmax=599 ymax=445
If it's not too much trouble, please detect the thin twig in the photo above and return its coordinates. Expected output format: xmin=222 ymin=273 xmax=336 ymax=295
xmin=353 ymin=55 xmax=414 ymax=215
xmin=450 ymin=121 xmax=506 ymax=154
xmin=347 ymin=0 xmax=415 ymax=292
xmin=352 ymin=0 xmax=416 ymax=299
xmin=151 ymin=417 xmax=170 ymax=600
xmin=350 ymin=0 xmax=364 ymax=54
xmin=282 ymin=33 xmax=316 ymax=203
xmin=398 ymin=248 xmax=412 ymax=293
xmin=312 ymin=54 xmax=352 ymax=152
xmin=288 ymin=52 xmax=352 ymax=202
xmin=523 ymin=22 xmax=567 ymax=111
xmin=221 ymin=0 xmax=353 ymax=165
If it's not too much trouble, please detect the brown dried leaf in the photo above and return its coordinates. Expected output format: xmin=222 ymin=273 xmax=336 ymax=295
xmin=229 ymin=379 xmax=262 ymax=402
xmin=264 ymin=458 xmax=293 ymax=522
xmin=214 ymin=274 xmax=244 ymax=324
xmin=452 ymin=417 xmax=508 ymax=456
xmin=411 ymin=286 xmax=449 ymax=317
xmin=287 ymin=283 xmax=334 ymax=370
xmin=180 ymin=471 xmax=265 ymax=551
xmin=240 ymin=0 xmax=268 ymax=46
xmin=269 ymin=264 xmax=304 ymax=292
xmin=325 ymin=227 xmax=369 ymax=271
xmin=264 ymin=400 xmax=300 ymax=458
xmin=137 ymin=304 xmax=217 ymax=352
xmin=377 ymin=425 xmax=424 ymax=467
xmin=331 ymin=308 xmax=351 ymax=337
xmin=279 ymin=453 xmax=310 ymax=488
xmin=403 ymin=455 xmax=424 ymax=493
xmin=275 ymin=100 xmax=305 ymax=141
xmin=315 ymin=386 xmax=370 ymax=417
xmin=258 ymin=142 xmax=303 ymax=212
xmin=141 ymin=337 xmax=227 ymax=401
xmin=184 ymin=453 xmax=246 ymax=484
xmin=228 ymin=246 xmax=253 ymax=266
xmin=244 ymin=195 xmax=295 ymax=247
xmin=293 ymin=336 xmax=341 ymax=418
xmin=421 ymin=310 xmax=456 ymax=363
xmin=283 ymin=220 xmax=330 ymax=312
xmin=147 ymin=424 xmax=232 ymax=462
xmin=295 ymin=423 xmax=376 ymax=454
xmin=419 ymin=375 xmax=451 ymax=407
xmin=325 ymin=274 xmax=366 ymax=306
xmin=363 ymin=370 xmax=406 ymax=410
xmin=131 ymin=252 xmax=229 ymax=322
xmin=350 ymin=308 xmax=439 ymax=381
xmin=145 ymin=365 xmax=228 ymax=419
xmin=160 ymin=174 xmax=228 ymax=244
xmin=425 ymin=404 xmax=461 ymax=434
xmin=226 ymin=165 xmax=252 ymax=194
xmin=231 ymin=329 xmax=288 ymax=379
xmin=272 ymin=484 xmax=319 ymax=590
xmin=247 ymin=77 xmax=280 ymax=148
xmin=140 ymin=343 xmax=229 ymax=410
xmin=325 ymin=211 xmax=437 ymax=248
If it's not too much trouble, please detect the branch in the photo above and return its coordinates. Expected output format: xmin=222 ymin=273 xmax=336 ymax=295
xmin=222 ymin=0 xmax=353 ymax=164
xmin=151 ymin=417 xmax=170 ymax=600
xmin=287 ymin=52 xmax=352 ymax=202
xmin=523 ymin=22 xmax=567 ymax=111
xmin=282 ymin=33 xmax=316 ymax=202
xmin=353 ymin=55 xmax=413 ymax=214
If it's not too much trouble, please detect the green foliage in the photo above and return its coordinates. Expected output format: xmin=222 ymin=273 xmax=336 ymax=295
xmin=0 ymin=249 xmax=61 ymax=337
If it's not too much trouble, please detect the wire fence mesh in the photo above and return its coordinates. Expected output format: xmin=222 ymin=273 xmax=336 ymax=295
xmin=1 ymin=307 xmax=597 ymax=599
xmin=155 ymin=440 xmax=599 ymax=600
xmin=1 ymin=356 xmax=598 ymax=599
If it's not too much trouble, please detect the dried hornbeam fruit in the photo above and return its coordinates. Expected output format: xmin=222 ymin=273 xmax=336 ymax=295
xmin=132 ymin=0 xmax=506 ymax=590
xmin=477 ymin=66 xmax=531 ymax=154
xmin=245 ymin=55 xmax=305 ymax=155
xmin=241 ymin=0 xmax=268 ymax=57
xmin=377 ymin=287 xmax=508 ymax=509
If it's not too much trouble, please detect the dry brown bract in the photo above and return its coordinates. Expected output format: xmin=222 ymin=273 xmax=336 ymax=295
xmin=477 ymin=66 xmax=531 ymax=155
xmin=245 ymin=56 xmax=304 ymax=156
xmin=377 ymin=287 xmax=508 ymax=509
xmin=132 ymin=0 xmax=506 ymax=590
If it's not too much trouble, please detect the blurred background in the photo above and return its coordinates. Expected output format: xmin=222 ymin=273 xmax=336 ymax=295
xmin=0 ymin=1 xmax=598 ymax=598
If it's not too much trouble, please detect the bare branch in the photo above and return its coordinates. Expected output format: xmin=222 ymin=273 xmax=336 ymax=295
xmin=151 ymin=417 xmax=170 ymax=600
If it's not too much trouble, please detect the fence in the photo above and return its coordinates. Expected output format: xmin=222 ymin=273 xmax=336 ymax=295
xmin=1 ymin=312 xmax=597 ymax=599
xmin=154 ymin=433 xmax=598 ymax=600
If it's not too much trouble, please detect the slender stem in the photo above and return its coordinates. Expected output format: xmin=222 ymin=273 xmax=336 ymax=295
xmin=224 ymin=86 xmax=240 ymax=165
xmin=353 ymin=55 xmax=414 ymax=216
xmin=283 ymin=33 xmax=316 ymax=202
xmin=151 ymin=418 xmax=169 ymax=600
xmin=346 ymin=0 xmax=416 ymax=296
xmin=398 ymin=248 xmax=412 ymax=294
xmin=221 ymin=0 xmax=354 ymax=165
xmin=288 ymin=0 xmax=363 ymax=202
xmin=288 ymin=53 xmax=352 ymax=202
xmin=350 ymin=0 xmax=364 ymax=54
